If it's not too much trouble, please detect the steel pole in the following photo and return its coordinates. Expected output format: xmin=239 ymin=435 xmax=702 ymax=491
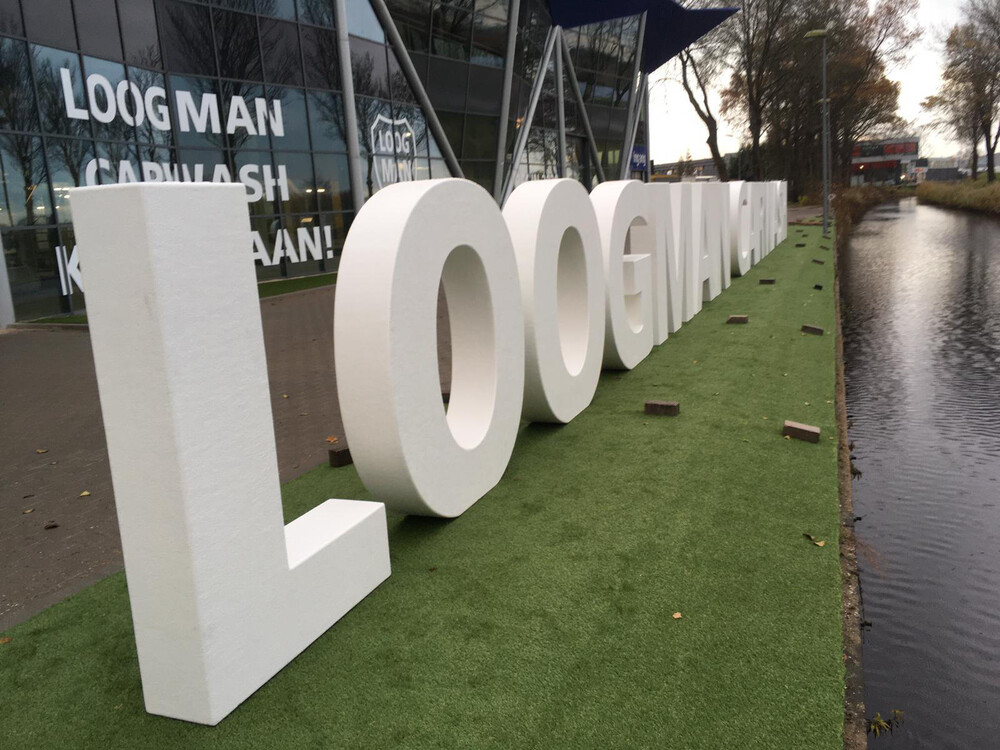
xmin=554 ymin=27 xmax=566 ymax=178
xmin=368 ymin=0 xmax=464 ymax=178
xmin=333 ymin=0 xmax=365 ymax=211
xmin=492 ymin=0 xmax=522 ymax=200
xmin=619 ymin=12 xmax=647 ymax=179
xmin=560 ymin=32 xmax=606 ymax=183
xmin=501 ymin=26 xmax=558 ymax=202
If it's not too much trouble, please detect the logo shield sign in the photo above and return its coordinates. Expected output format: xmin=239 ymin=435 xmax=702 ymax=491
xmin=370 ymin=114 xmax=416 ymax=190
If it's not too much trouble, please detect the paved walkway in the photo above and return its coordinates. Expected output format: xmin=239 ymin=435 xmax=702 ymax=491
xmin=788 ymin=205 xmax=824 ymax=223
xmin=0 ymin=286 xmax=451 ymax=629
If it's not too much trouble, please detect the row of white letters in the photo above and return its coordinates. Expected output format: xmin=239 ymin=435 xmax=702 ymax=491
xmin=68 ymin=178 xmax=786 ymax=725
xmin=335 ymin=177 xmax=787 ymax=517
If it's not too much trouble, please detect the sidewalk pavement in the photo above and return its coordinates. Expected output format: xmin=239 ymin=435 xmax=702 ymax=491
xmin=0 ymin=285 xmax=451 ymax=630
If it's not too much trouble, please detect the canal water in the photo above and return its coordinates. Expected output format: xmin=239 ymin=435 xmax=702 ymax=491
xmin=841 ymin=198 xmax=1000 ymax=747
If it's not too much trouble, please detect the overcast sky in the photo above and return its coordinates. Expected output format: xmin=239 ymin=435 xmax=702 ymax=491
xmin=648 ymin=0 xmax=967 ymax=165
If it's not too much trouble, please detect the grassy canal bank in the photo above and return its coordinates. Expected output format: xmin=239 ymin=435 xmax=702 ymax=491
xmin=1 ymin=227 xmax=845 ymax=749
xmin=917 ymin=178 xmax=1000 ymax=215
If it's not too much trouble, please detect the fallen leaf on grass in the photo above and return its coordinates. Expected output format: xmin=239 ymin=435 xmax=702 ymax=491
xmin=325 ymin=436 xmax=339 ymax=444
xmin=672 ymin=612 xmax=683 ymax=620
xmin=79 ymin=490 xmax=91 ymax=497
xmin=35 ymin=448 xmax=48 ymax=454
xmin=803 ymin=533 xmax=826 ymax=547
xmin=0 ymin=637 xmax=12 ymax=645
xmin=814 ymin=540 xmax=826 ymax=547
xmin=784 ymin=435 xmax=791 ymax=440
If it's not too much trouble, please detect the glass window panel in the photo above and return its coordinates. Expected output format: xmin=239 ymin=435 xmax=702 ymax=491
xmin=471 ymin=12 xmax=505 ymax=67
xmin=436 ymin=110 xmax=463 ymax=158
xmin=301 ymin=25 xmax=339 ymax=90
xmin=22 ymin=0 xmax=76 ymax=51
xmin=260 ymin=17 xmax=304 ymax=86
xmin=459 ymin=159 xmax=493 ymax=191
xmin=168 ymin=75 xmax=227 ymax=149
xmin=216 ymin=0 xmax=257 ymax=11
xmin=475 ymin=0 xmax=508 ymax=21
xmin=426 ymin=56 xmax=466 ymax=111
xmin=158 ymin=0 xmax=217 ymax=76
xmin=76 ymin=0 xmax=125 ymax=60
xmin=95 ymin=140 xmax=141 ymax=185
xmin=265 ymin=0 xmax=299 ymax=21
xmin=346 ymin=0 xmax=384 ymax=43
xmin=392 ymin=102 xmax=428 ymax=157
xmin=429 ymin=157 xmax=448 ymax=178
xmin=251 ymin=214 xmax=282 ymax=279
xmin=220 ymin=81 xmax=271 ymax=151
xmin=297 ymin=0 xmax=336 ymax=28
xmin=82 ymin=56 xmax=136 ymax=143
xmin=233 ymin=149 xmax=278 ymax=215
xmin=431 ymin=4 xmax=470 ymax=61
xmin=386 ymin=47 xmax=415 ymax=104
xmin=313 ymin=152 xmax=352 ymax=211
xmin=33 ymin=46 xmax=86 ymax=137
xmin=128 ymin=67 xmax=173 ymax=146
xmin=267 ymin=86 xmax=310 ymax=149
xmin=466 ymin=64 xmax=502 ymax=115
xmin=46 ymin=137 xmax=96 ymax=221
xmin=1 ymin=39 xmax=40 ymax=133
xmin=462 ymin=114 xmax=495 ymax=159
xmin=350 ymin=37 xmax=389 ymax=99
xmin=0 ymin=0 xmax=23 ymax=36
xmin=120 ymin=0 xmax=162 ymax=68
xmin=355 ymin=95 xmax=390 ymax=195
xmin=307 ymin=91 xmax=346 ymax=152
xmin=0 ymin=135 xmax=52 ymax=226
xmin=273 ymin=150 xmax=316 ymax=213
xmin=214 ymin=9 xmax=262 ymax=81
xmin=2 ymin=226 xmax=67 ymax=321
xmin=397 ymin=21 xmax=429 ymax=54
xmin=177 ymin=147 xmax=225 ymax=182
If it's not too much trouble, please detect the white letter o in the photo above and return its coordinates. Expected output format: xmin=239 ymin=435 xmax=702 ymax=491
xmin=504 ymin=178 xmax=605 ymax=424
xmin=334 ymin=179 xmax=524 ymax=518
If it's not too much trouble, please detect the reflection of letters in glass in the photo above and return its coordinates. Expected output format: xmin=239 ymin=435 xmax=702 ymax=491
xmin=370 ymin=113 xmax=415 ymax=189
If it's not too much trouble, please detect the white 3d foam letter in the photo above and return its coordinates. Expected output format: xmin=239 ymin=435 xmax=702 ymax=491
xmin=729 ymin=181 xmax=752 ymax=276
xmin=504 ymin=179 xmax=605 ymax=423
xmin=749 ymin=183 xmax=765 ymax=265
xmin=335 ymin=179 xmax=525 ymax=517
xmin=69 ymin=183 xmax=390 ymax=726
xmin=699 ymin=183 xmax=728 ymax=301
xmin=591 ymin=180 xmax=655 ymax=369
xmin=777 ymin=182 xmax=788 ymax=243
xmin=679 ymin=182 xmax=705 ymax=321
xmin=648 ymin=183 xmax=684 ymax=334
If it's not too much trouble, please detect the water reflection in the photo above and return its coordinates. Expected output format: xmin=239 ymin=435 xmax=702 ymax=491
xmin=842 ymin=198 xmax=1000 ymax=748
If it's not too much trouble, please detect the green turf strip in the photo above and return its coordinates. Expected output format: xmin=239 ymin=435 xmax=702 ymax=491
xmin=0 ymin=226 xmax=842 ymax=749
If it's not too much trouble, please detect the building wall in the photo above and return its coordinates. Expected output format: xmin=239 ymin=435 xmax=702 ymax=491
xmin=0 ymin=0 xmax=644 ymax=322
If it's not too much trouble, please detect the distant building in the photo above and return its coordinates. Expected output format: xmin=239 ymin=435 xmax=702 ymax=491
xmin=652 ymin=155 xmax=730 ymax=181
xmin=850 ymin=138 xmax=920 ymax=186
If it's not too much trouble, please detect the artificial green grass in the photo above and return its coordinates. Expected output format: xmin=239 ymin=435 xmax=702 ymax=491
xmin=0 ymin=227 xmax=843 ymax=749
xmin=256 ymin=272 xmax=338 ymax=298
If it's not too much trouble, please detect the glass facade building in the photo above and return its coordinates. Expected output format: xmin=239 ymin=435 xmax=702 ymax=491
xmin=0 ymin=0 xmax=648 ymax=322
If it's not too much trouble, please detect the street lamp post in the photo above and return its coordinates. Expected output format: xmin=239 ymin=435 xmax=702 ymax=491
xmin=805 ymin=28 xmax=831 ymax=237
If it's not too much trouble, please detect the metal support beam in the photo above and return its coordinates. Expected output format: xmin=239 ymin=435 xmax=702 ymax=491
xmin=368 ymin=0 xmax=464 ymax=178
xmin=555 ymin=27 xmax=566 ymax=178
xmin=501 ymin=25 xmax=558 ymax=203
xmin=620 ymin=12 xmax=647 ymax=179
xmin=622 ymin=73 xmax=647 ymax=180
xmin=492 ymin=0 xmax=522 ymax=200
xmin=333 ymin=0 xmax=365 ymax=211
xmin=560 ymin=32 xmax=606 ymax=184
xmin=643 ymin=81 xmax=651 ymax=182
